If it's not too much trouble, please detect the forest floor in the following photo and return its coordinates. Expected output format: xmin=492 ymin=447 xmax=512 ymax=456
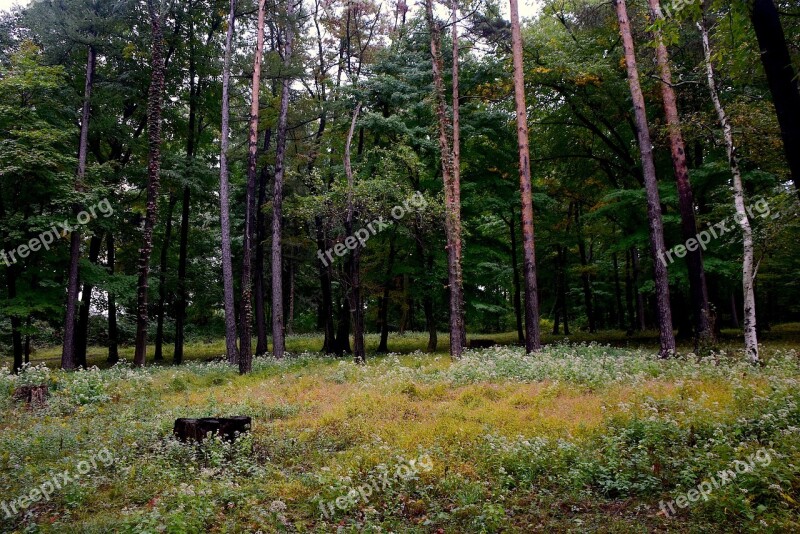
xmin=1 ymin=328 xmax=800 ymax=532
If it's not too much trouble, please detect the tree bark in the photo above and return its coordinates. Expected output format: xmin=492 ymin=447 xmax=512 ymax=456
xmin=255 ymin=128 xmax=273 ymax=356
xmin=75 ymin=232 xmax=103 ymax=368
xmin=154 ymin=194 xmax=177 ymax=361
xmin=613 ymin=0 xmax=675 ymax=357
xmin=699 ymin=9 xmax=759 ymax=362
xmin=219 ymin=0 xmax=239 ymax=364
xmin=425 ymin=0 xmax=465 ymax=359
xmin=62 ymin=44 xmax=96 ymax=371
xmin=271 ymin=0 xmax=295 ymax=360
xmin=106 ymin=232 xmax=119 ymax=364
xmin=239 ymin=0 xmax=267 ymax=374
xmin=134 ymin=3 xmax=167 ymax=366
xmin=344 ymin=102 xmax=365 ymax=363
xmin=648 ymin=0 xmax=714 ymax=350
xmin=750 ymin=0 xmax=800 ymax=198
xmin=509 ymin=0 xmax=542 ymax=352
xmin=507 ymin=210 xmax=524 ymax=344
xmin=377 ymin=231 xmax=398 ymax=353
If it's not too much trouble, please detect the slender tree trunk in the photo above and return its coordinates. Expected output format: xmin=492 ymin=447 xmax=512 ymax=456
xmin=219 ymin=0 xmax=239 ymax=364
xmin=612 ymin=252 xmax=625 ymax=330
xmin=377 ymin=232 xmax=398 ymax=353
xmin=62 ymin=45 xmax=96 ymax=371
xmin=134 ymin=4 xmax=167 ymax=367
xmin=699 ymin=10 xmax=759 ymax=362
xmin=509 ymin=0 xmax=542 ymax=352
xmin=335 ymin=295 xmax=352 ymax=354
xmin=648 ymin=0 xmax=713 ymax=350
xmin=508 ymin=210 xmax=524 ymax=344
xmin=730 ymin=292 xmax=740 ymax=328
xmin=107 ymin=232 xmax=119 ymax=364
xmin=154 ymin=194 xmax=177 ymax=361
xmin=24 ymin=317 xmax=31 ymax=364
xmin=451 ymin=0 xmax=466 ymax=351
xmin=239 ymin=0 xmax=267 ymax=374
xmin=614 ymin=0 xmax=675 ymax=357
xmin=6 ymin=260 xmax=23 ymax=372
xmin=575 ymin=205 xmax=595 ymax=333
xmin=632 ymin=247 xmax=647 ymax=331
xmin=271 ymin=0 xmax=295 ymax=360
xmin=750 ymin=0 xmax=800 ymax=197
xmin=317 ymin=216 xmax=336 ymax=353
xmin=174 ymin=19 xmax=200 ymax=366
xmin=255 ymin=128 xmax=273 ymax=355
xmin=425 ymin=0 xmax=465 ymax=359
xmin=344 ymin=102 xmax=365 ymax=363
xmin=625 ymin=248 xmax=635 ymax=335
xmin=75 ymin=232 xmax=103 ymax=368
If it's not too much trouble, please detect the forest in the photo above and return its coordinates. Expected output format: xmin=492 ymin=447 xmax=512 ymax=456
xmin=1 ymin=0 xmax=800 ymax=531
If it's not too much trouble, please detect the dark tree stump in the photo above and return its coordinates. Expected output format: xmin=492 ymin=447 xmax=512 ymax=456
xmin=173 ymin=417 xmax=251 ymax=443
xmin=468 ymin=339 xmax=497 ymax=349
xmin=12 ymin=385 xmax=48 ymax=408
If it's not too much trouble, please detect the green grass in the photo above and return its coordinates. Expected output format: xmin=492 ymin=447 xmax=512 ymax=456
xmin=1 ymin=328 xmax=799 ymax=532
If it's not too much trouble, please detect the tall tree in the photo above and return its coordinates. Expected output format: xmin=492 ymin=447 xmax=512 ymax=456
xmin=62 ymin=44 xmax=95 ymax=370
xmin=613 ymin=0 xmax=675 ymax=357
xmin=271 ymin=0 xmax=295 ymax=360
xmin=425 ymin=0 xmax=465 ymax=359
xmin=344 ymin=102 xmax=365 ymax=363
xmin=699 ymin=6 xmax=759 ymax=362
xmin=218 ymin=0 xmax=239 ymax=364
xmin=133 ymin=0 xmax=167 ymax=366
xmin=509 ymin=0 xmax=542 ymax=352
xmin=239 ymin=0 xmax=267 ymax=374
xmin=647 ymin=0 xmax=713 ymax=349
xmin=750 ymin=0 xmax=800 ymax=198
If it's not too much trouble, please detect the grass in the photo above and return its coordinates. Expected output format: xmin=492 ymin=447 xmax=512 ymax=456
xmin=0 ymin=328 xmax=799 ymax=532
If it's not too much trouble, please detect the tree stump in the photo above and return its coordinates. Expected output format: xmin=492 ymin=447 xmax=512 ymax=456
xmin=468 ymin=339 xmax=497 ymax=349
xmin=173 ymin=417 xmax=251 ymax=443
xmin=12 ymin=385 xmax=48 ymax=408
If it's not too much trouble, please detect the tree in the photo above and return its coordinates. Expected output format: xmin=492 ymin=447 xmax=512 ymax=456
xmin=647 ymin=0 xmax=713 ymax=349
xmin=133 ymin=0 xmax=167 ymax=366
xmin=271 ymin=0 xmax=296 ymax=360
xmin=218 ymin=0 xmax=239 ymax=364
xmin=749 ymin=0 xmax=800 ymax=198
xmin=509 ymin=0 xmax=542 ymax=353
xmin=239 ymin=0 xmax=267 ymax=375
xmin=425 ymin=0 xmax=465 ymax=359
xmin=699 ymin=5 xmax=759 ymax=362
xmin=613 ymin=0 xmax=675 ymax=357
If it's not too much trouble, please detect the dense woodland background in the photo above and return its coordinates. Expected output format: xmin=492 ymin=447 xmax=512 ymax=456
xmin=1 ymin=0 xmax=799 ymax=370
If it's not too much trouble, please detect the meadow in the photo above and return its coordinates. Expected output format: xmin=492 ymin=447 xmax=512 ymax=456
xmin=1 ymin=329 xmax=799 ymax=532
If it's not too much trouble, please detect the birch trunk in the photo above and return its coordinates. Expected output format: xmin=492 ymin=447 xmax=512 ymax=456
xmin=698 ymin=10 xmax=759 ymax=363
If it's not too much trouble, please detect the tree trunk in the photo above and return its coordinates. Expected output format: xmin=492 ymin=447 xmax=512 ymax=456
xmin=107 ymin=232 xmax=119 ymax=364
xmin=271 ymin=0 xmax=295 ymax=360
xmin=75 ymin=232 xmax=103 ymax=368
xmin=377 ymin=231 xmax=398 ymax=353
xmin=631 ymin=247 xmax=647 ymax=332
xmin=575 ymin=205 xmax=595 ymax=333
xmin=154 ymin=194 xmax=177 ymax=361
xmin=730 ymin=292 xmax=740 ymax=329
xmin=344 ymin=103 xmax=365 ymax=364
xmin=508 ymin=210 xmax=525 ymax=344
xmin=239 ymin=0 xmax=267 ymax=374
xmin=509 ymin=0 xmax=542 ymax=352
xmin=612 ymin=252 xmax=625 ymax=330
xmin=6 ymin=263 xmax=23 ymax=372
xmin=699 ymin=9 xmax=759 ymax=362
xmin=134 ymin=4 xmax=167 ymax=367
xmin=255 ymin=128 xmax=273 ymax=356
xmin=62 ymin=44 xmax=96 ymax=371
xmin=317 ymin=216 xmax=336 ymax=353
xmin=425 ymin=0 xmax=465 ymax=359
xmin=613 ymin=0 xmax=675 ymax=357
xmin=175 ymin=18 xmax=200 ymax=366
xmin=625 ymin=248 xmax=635 ymax=334
xmin=219 ymin=0 xmax=239 ymax=364
xmin=750 ymin=0 xmax=800 ymax=197
xmin=648 ymin=0 xmax=714 ymax=350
